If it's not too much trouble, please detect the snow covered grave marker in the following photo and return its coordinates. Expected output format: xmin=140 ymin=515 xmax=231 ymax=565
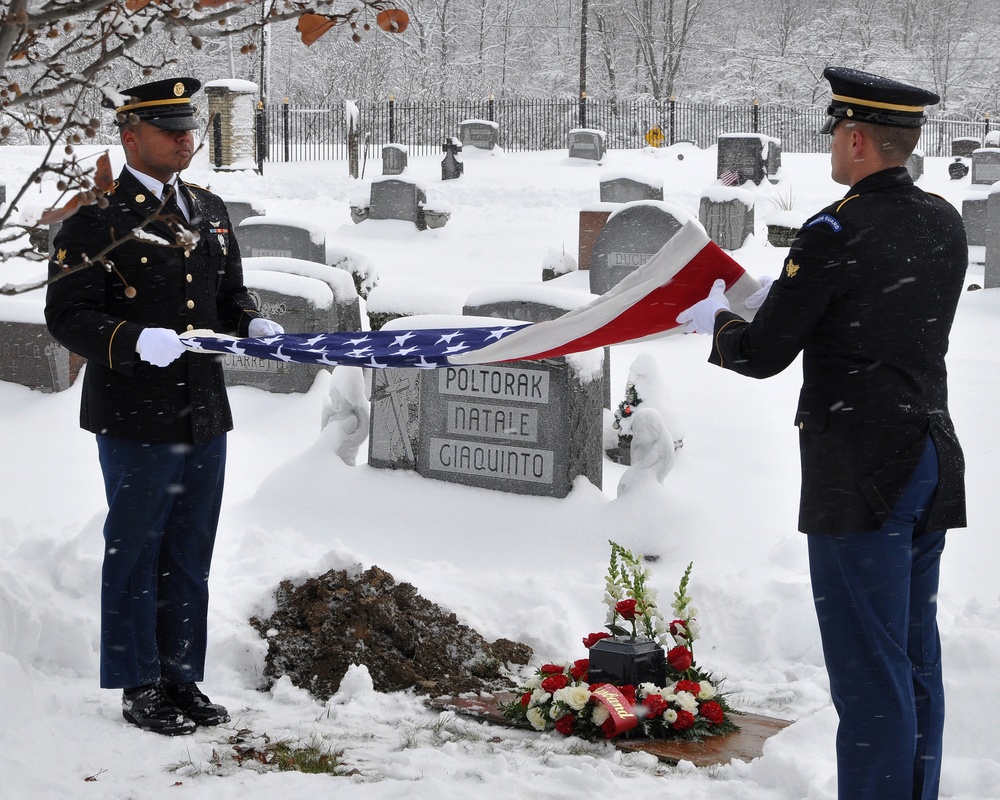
xmin=369 ymin=177 xmax=425 ymax=227
xmin=599 ymin=174 xmax=664 ymax=204
xmin=381 ymin=144 xmax=408 ymax=176
xmin=985 ymin=186 xmax=1000 ymax=289
xmin=223 ymin=262 xmax=360 ymax=393
xmin=962 ymin=197 xmax=987 ymax=246
xmin=699 ymin=185 xmax=756 ymax=251
xmin=971 ymin=148 xmax=1000 ymax=185
xmin=459 ymin=119 xmax=499 ymax=151
xmin=568 ymin=129 xmax=606 ymax=162
xmin=588 ymin=201 xmax=687 ymax=295
xmin=0 ymin=319 xmax=82 ymax=393
xmin=236 ymin=217 xmax=326 ymax=264
xmin=717 ymin=133 xmax=782 ymax=186
xmin=221 ymin=197 xmax=265 ymax=227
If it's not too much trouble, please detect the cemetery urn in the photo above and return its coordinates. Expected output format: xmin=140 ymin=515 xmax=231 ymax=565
xmin=587 ymin=636 xmax=667 ymax=688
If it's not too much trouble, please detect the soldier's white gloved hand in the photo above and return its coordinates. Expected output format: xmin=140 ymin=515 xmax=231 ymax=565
xmin=676 ymin=279 xmax=730 ymax=334
xmin=135 ymin=327 xmax=185 ymax=367
xmin=248 ymin=318 xmax=285 ymax=338
xmin=744 ymin=275 xmax=774 ymax=310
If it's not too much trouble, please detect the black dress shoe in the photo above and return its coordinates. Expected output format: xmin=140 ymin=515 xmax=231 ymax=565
xmin=121 ymin=684 xmax=196 ymax=736
xmin=162 ymin=682 xmax=230 ymax=726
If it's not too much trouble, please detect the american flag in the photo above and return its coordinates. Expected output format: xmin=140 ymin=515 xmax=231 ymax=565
xmin=181 ymin=220 xmax=761 ymax=368
xmin=719 ymin=167 xmax=742 ymax=186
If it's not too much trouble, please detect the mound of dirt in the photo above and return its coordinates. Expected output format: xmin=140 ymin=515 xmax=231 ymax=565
xmin=250 ymin=565 xmax=533 ymax=699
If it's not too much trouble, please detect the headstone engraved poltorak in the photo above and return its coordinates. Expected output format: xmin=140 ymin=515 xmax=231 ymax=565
xmin=588 ymin=201 xmax=687 ymax=295
xmin=717 ymin=134 xmax=781 ymax=185
xmin=569 ymin=129 xmax=606 ymax=162
xmin=971 ymin=149 xmax=1000 ymax=186
xmin=367 ymin=318 xmax=604 ymax=498
xmin=235 ymin=217 xmax=326 ymax=264
xmin=225 ymin=259 xmax=361 ymax=393
xmin=459 ymin=119 xmax=499 ymax=151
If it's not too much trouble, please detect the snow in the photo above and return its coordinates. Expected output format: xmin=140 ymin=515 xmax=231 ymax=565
xmin=205 ymin=79 xmax=259 ymax=95
xmin=2 ymin=139 xmax=1000 ymax=799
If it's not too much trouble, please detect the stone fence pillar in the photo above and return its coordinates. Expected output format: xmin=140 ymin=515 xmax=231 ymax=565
xmin=204 ymin=80 xmax=259 ymax=171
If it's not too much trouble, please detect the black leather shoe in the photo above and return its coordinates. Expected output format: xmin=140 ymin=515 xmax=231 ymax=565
xmin=162 ymin=682 xmax=230 ymax=726
xmin=121 ymin=684 xmax=196 ymax=736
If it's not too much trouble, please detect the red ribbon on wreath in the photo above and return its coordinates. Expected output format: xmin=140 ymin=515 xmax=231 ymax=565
xmin=590 ymin=685 xmax=639 ymax=738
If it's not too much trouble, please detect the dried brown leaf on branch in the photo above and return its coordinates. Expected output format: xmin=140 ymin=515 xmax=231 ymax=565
xmin=38 ymin=152 xmax=114 ymax=226
xmin=376 ymin=8 xmax=409 ymax=34
xmin=296 ymin=13 xmax=337 ymax=47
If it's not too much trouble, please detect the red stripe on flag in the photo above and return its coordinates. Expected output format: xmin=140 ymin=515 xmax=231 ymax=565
xmin=497 ymin=240 xmax=744 ymax=362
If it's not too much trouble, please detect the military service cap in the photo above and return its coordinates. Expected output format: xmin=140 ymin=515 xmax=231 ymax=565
xmin=104 ymin=77 xmax=201 ymax=131
xmin=820 ymin=67 xmax=939 ymax=134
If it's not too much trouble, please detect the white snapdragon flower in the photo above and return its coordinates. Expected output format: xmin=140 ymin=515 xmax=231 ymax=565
xmin=687 ymin=618 xmax=701 ymax=640
xmin=592 ymin=703 xmax=611 ymax=726
xmin=698 ymin=681 xmax=717 ymax=700
xmin=526 ymin=707 xmax=548 ymax=731
xmin=675 ymin=690 xmax=699 ymax=713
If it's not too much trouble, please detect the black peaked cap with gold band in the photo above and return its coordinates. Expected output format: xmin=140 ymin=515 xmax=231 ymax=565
xmin=820 ymin=66 xmax=939 ymax=135
xmin=103 ymin=77 xmax=201 ymax=131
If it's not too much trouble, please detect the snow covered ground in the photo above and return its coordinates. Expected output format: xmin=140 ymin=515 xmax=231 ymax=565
xmin=2 ymin=137 xmax=999 ymax=799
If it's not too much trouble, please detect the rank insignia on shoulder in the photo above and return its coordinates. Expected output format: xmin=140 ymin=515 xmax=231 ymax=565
xmin=806 ymin=213 xmax=843 ymax=232
xmin=785 ymin=259 xmax=801 ymax=278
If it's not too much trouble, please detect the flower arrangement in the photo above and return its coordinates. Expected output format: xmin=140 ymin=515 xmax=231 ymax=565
xmin=503 ymin=541 xmax=738 ymax=742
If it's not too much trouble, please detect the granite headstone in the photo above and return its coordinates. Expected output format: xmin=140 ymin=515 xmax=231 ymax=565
xmin=459 ymin=119 xmax=499 ymax=151
xmin=368 ymin=178 xmax=426 ymax=227
xmin=588 ymin=202 xmax=686 ymax=295
xmin=962 ymin=197 xmax=987 ymax=246
xmin=971 ymin=149 xmax=1000 ymax=186
xmin=382 ymin=144 xmax=408 ymax=175
xmin=717 ymin=134 xmax=780 ymax=185
xmin=599 ymin=176 xmax=664 ymax=203
xmin=699 ymin=187 xmax=755 ymax=250
xmin=569 ymin=129 xmax=606 ymax=162
xmin=0 ymin=319 xmax=83 ymax=393
xmin=236 ymin=218 xmax=326 ymax=264
xmin=222 ymin=197 xmax=265 ymax=227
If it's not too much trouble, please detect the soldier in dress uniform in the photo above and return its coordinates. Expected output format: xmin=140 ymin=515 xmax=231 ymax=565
xmin=45 ymin=77 xmax=284 ymax=735
xmin=677 ymin=67 xmax=967 ymax=800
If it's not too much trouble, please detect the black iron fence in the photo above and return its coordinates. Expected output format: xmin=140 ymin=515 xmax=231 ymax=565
xmin=259 ymin=97 xmax=998 ymax=162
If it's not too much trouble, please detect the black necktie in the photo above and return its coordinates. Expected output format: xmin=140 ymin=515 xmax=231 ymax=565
xmin=163 ymin=184 xmax=188 ymax=224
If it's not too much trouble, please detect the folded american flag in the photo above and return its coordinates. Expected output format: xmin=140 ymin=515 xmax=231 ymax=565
xmin=181 ymin=220 xmax=761 ymax=368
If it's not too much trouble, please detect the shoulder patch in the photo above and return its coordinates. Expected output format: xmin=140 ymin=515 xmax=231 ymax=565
xmin=806 ymin=213 xmax=843 ymax=232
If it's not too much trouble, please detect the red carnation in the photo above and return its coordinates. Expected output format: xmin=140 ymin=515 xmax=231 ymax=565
xmin=601 ymin=717 xmax=617 ymax=738
xmin=541 ymin=673 xmax=569 ymax=693
xmin=676 ymin=680 xmax=701 ymax=695
xmin=618 ymin=684 xmax=636 ymax=705
xmin=582 ymin=632 xmax=612 ymax=649
xmin=554 ymin=714 xmax=575 ymax=735
xmin=667 ymin=646 xmax=693 ymax=671
xmin=642 ymin=694 xmax=668 ymax=719
xmin=570 ymin=659 xmax=589 ymax=681
xmin=540 ymin=663 xmax=565 ymax=675
xmin=701 ymin=701 xmax=724 ymax=725
xmin=615 ymin=598 xmax=638 ymax=620
xmin=673 ymin=710 xmax=696 ymax=730
xmin=520 ymin=690 xmax=532 ymax=707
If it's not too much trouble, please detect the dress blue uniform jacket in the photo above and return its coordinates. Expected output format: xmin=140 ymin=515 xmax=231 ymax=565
xmin=709 ymin=167 xmax=967 ymax=535
xmin=45 ymin=169 xmax=263 ymax=444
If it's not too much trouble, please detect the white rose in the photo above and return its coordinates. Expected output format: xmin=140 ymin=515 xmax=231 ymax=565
xmin=526 ymin=707 xmax=548 ymax=731
xmin=698 ymin=682 xmax=717 ymax=700
xmin=592 ymin=703 xmax=611 ymax=726
xmin=563 ymin=685 xmax=592 ymax=711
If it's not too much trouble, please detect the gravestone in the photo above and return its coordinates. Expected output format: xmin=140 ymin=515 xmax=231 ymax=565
xmin=949 ymin=158 xmax=970 ymax=180
xmin=717 ymin=134 xmax=780 ymax=185
xmin=588 ymin=202 xmax=687 ymax=295
xmin=242 ymin=256 xmax=362 ymax=329
xmin=223 ymin=269 xmax=345 ymax=393
xmin=382 ymin=144 xmax=408 ymax=175
xmin=442 ymin=138 xmax=464 ymax=180
xmin=700 ymin=187 xmax=755 ymax=251
xmin=369 ymin=178 xmax=426 ymax=227
xmin=578 ymin=204 xmax=616 ymax=270
xmin=0 ymin=183 xmax=5 ymax=206
xmin=368 ymin=318 xmax=604 ymax=498
xmin=985 ymin=186 xmax=1000 ymax=289
xmin=222 ymin=197 xmax=265 ymax=227
xmin=952 ymin=137 xmax=980 ymax=158
xmin=0 ymin=319 xmax=83 ymax=393
xmin=962 ymin=197 xmax=987 ymax=246
xmin=569 ymin=129 xmax=606 ymax=162
xmin=459 ymin=119 xmax=499 ymax=151
xmin=464 ymin=287 xmax=611 ymax=409
xmin=971 ymin=149 xmax=1000 ymax=185
xmin=236 ymin=217 xmax=326 ymax=264
xmin=599 ymin=175 xmax=664 ymax=203
xmin=904 ymin=150 xmax=924 ymax=181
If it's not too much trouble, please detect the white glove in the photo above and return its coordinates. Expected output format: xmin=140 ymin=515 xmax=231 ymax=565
xmin=744 ymin=275 xmax=774 ymax=310
xmin=676 ymin=279 xmax=731 ymax=334
xmin=248 ymin=318 xmax=285 ymax=338
xmin=135 ymin=327 xmax=185 ymax=367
